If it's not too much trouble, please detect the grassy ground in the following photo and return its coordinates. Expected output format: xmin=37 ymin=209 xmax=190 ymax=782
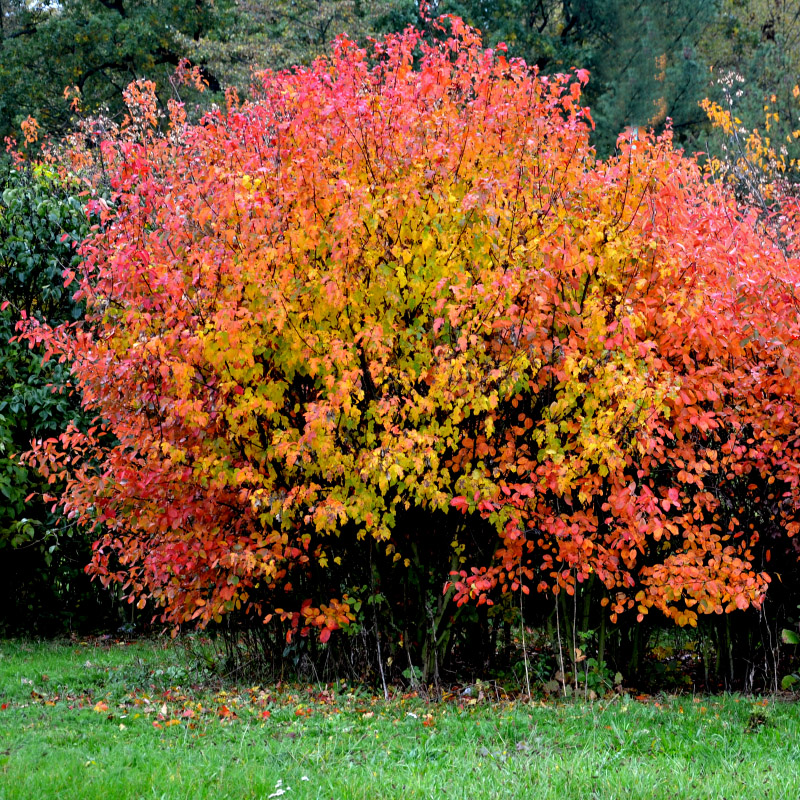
xmin=0 ymin=638 xmax=798 ymax=799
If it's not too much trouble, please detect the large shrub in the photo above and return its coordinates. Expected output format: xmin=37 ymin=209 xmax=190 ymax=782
xmin=20 ymin=19 xmax=800 ymax=680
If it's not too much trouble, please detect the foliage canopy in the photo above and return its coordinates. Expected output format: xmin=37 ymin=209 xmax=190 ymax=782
xmin=19 ymin=20 xmax=800 ymax=660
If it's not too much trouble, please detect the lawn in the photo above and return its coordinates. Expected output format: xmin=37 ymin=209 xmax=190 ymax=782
xmin=0 ymin=638 xmax=798 ymax=799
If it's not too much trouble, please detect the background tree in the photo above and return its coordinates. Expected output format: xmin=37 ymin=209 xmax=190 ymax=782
xmin=431 ymin=0 xmax=718 ymax=153
xmin=5 ymin=0 xmax=796 ymax=156
xmin=0 ymin=0 xmax=234 ymax=142
xmin=234 ymin=0 xmax=401 ymax=71
xmin=700 ymin=0 xmax=800 ymax=174
xmin=0 ymin=161 xmax=113 ymax=634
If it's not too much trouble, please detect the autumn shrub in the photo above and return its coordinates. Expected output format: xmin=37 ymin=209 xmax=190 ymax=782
xmin=18 ymin=17 xmax=800 ymax=685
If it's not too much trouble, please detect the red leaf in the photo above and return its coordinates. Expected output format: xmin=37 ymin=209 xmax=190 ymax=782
xmin=451 ymin=496 xmax=469 ymax=513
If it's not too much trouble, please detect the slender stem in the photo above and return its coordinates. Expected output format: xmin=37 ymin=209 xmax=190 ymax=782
xmin=555 ymin=593 xmax=566 ymax=698
xmin=370 ymin=544 xmax=389 ymax=701
xmin=374 ymin=602 xmax=389 ymax=702
xmin=519 ymin=583 xmax=531 ymax=698
xmin=572 ymin=573 xmax=578 ymax=695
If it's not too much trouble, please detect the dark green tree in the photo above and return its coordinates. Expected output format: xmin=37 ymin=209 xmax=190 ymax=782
xmin=0 ymin=162 xmax=109 ymax=633
xmin=434 ymin=0 xmax=719 ymax=153
xmin=197 ymin=0 xmax=405 ymax=88
xmin=0 ymin=0 xmax=234 ymax=142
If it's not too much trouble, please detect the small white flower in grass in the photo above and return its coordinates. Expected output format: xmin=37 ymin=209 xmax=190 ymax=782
xmin=268 ymin=778 xmax=291 ymax=798
xmin=301 ymin=776 xmax=310 ymax=782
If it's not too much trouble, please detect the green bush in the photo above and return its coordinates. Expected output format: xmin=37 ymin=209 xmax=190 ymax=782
xmin=0 ymin=161 xmax=111 ymax=633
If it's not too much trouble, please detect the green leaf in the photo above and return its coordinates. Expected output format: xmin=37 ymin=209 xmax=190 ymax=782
xmin=781 ymin=629 xmax=800 ymax=645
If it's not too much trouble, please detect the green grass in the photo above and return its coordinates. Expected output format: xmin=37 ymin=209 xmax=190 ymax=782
xmin=1 ymin=639 xmax=799 ymax=799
